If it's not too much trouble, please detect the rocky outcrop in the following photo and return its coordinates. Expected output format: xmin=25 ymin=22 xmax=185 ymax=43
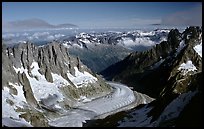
xmin=18 ymin=72 xmax=39 ymax=108
xmin=101 ymin=26 xmax=202 ymax=127
xmin=101 ymin=29 xmax=181 ymax=80
xmin=2 ymin=41 xmax=112 ymax=127
xmin=101 ymin=26 xmax=202 ymax=97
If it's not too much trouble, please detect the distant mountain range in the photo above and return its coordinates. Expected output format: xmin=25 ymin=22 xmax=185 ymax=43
xmin=2 ymin=18 xmax=78 ymax=32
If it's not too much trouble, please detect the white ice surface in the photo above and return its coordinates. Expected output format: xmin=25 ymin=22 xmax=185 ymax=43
xmin=155 ymin=90 xmax=198 ymax=126
xmin=67 ymin=67 xmax=98 ymax=88
xmin=48 ymin=82 xmax=136 ymax=127
xmin=193 ymin=41 xmax=202 ymax=58
xmin=13 ymin=62 xmax=65 ymax=102
xmin=178 ymin=60 xmax=197 ymax=75
xmin=2 ymin=117 xmax=33 ymax=127
xmin=2 ymin=83 xmax=31 ymax=127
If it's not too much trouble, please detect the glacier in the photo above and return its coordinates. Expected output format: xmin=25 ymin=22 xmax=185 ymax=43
xmin=48 ymin=82 xmax=143 ymax=127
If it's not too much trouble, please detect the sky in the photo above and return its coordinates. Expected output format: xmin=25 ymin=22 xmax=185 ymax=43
xmin=2 ymin=2 xmax=202 ymax=29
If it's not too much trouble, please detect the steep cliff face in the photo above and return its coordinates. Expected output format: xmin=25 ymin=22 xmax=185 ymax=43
xmin=2 ymin=41 xmax=111 ymax=127
xmin=101 ymin=26 xmax=202 ymax=127
xmin=101 ymin=26 xmax=202 ymax=98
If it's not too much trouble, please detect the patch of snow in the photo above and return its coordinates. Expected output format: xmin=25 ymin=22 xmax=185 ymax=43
xmin=52 ymin=73 xmax=70 ymax=87
xmin=118 ymin=105 xmax=153 ymax=127
xmin=139 ymin=31 xmax=155 ymax=36
xmin=175 ymin=40 xmax=186 ymax=56
xmin=67 ymin=67 xmax=98 ymax=88
xmin=2 ymin=117 xmax=33 ymax=127
xmin=62 ymin=43 xmax=70 ymax=48
xmin=19 ymin=41 xmax=27 ymax=44
xmin=118 ymin=90 xmax=198 ymax=127
xmin=8 ymin=82 xmax=27 ymax=109
xmin=2 ymin=87 xmax=23 ymax=119
xmin=193 ymin=41 xmax=202 ymax=58
xmin=77 ymin=96 xmax=92 ymax=103
xmin=79 ymin=38 xmax=91 ymax=44
xmin=155 ymin=90 xmax=198 ymax=126
xmin=187 ymin=34 xmax=191 ymax=39
xmin=178 ymin=60 xmax=197 ymax=75
xmin=13 ymin=62 xmax=65 ymax=102
xmin=2 ymin=84 xmax=31 ymax=127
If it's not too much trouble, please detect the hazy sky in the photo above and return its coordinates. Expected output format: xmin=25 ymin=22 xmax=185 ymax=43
xmin=2 ymin=2 xmax=202 ymax=28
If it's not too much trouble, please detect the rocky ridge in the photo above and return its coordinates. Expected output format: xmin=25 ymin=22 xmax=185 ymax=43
xmin=2 ymin=41 xmax=111 ymax=127
xmin=100 ymin=26 xmax=202 ymax=127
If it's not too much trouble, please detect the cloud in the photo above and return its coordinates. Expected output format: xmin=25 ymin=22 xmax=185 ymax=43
xmin=130 ymin=18 xmax=161 ymax=25
xmin=77 ymin=18 xmax=161 ymax=28
xmin=2 ymin=18 xmax=78 ymax=32
xmin=161 ymin=4 xmax=202 ymax=26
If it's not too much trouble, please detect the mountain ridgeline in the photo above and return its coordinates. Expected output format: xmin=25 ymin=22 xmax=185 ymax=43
xmin=101 ymin=26 xmax=202 ymax=98
xmin=100 ymin=26 xmax=202 ymax=127
xmin=2 ymin=41 xmax=111 ymax=126
xmin=2 ymin=26 xmax=202 ymax=127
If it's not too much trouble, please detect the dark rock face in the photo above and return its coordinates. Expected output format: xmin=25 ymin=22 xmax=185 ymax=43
xmin=18 ymin=72 xmax=39 ymax=108
xmin=44 ymin=67 xmax=53 ymax=83
xmin=59 ymin=29 xmax=169 ymax=73
xmin=100 ymin=26 xmax=202 ymax=127
xmin=67 ymin=43 xmax=132 ymax=73
xmin=101 ymin=26 xmax=202 ymax=97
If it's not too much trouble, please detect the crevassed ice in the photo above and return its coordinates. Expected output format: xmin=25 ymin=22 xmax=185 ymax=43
xmin=49 ymin=82 xmax=136 ymax=127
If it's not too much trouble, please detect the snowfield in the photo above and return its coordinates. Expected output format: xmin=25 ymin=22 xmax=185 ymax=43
xmin=118 ymin=90 xmax=198 ymax=127
xmin=178 ymin=60 xmax=197 ymax=75
xmin=67 ymin=67 xmax=98 ymax=88
xmin=193 ymin=41 xmax=202 ymax=58
xmin=49 ymin=82 xmax=137 ymax=127
xmin=2 ymin=84 xmax=32 ymax=127
xmin=12 ymin=61 xmax=98 ymax=101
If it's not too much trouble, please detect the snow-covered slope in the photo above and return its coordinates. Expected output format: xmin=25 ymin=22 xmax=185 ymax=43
xmin=2 ymin=42 xmax=111 ymax=127
xmin=3 ymin=28 xmax=170 ymax=51
xmin=60 ymin=29 xmax=169 ymax=51
xmin=118 ymin=90 xmax=198 ymax=127
xmin=193 ymin=40 xmax=202 ymax=57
